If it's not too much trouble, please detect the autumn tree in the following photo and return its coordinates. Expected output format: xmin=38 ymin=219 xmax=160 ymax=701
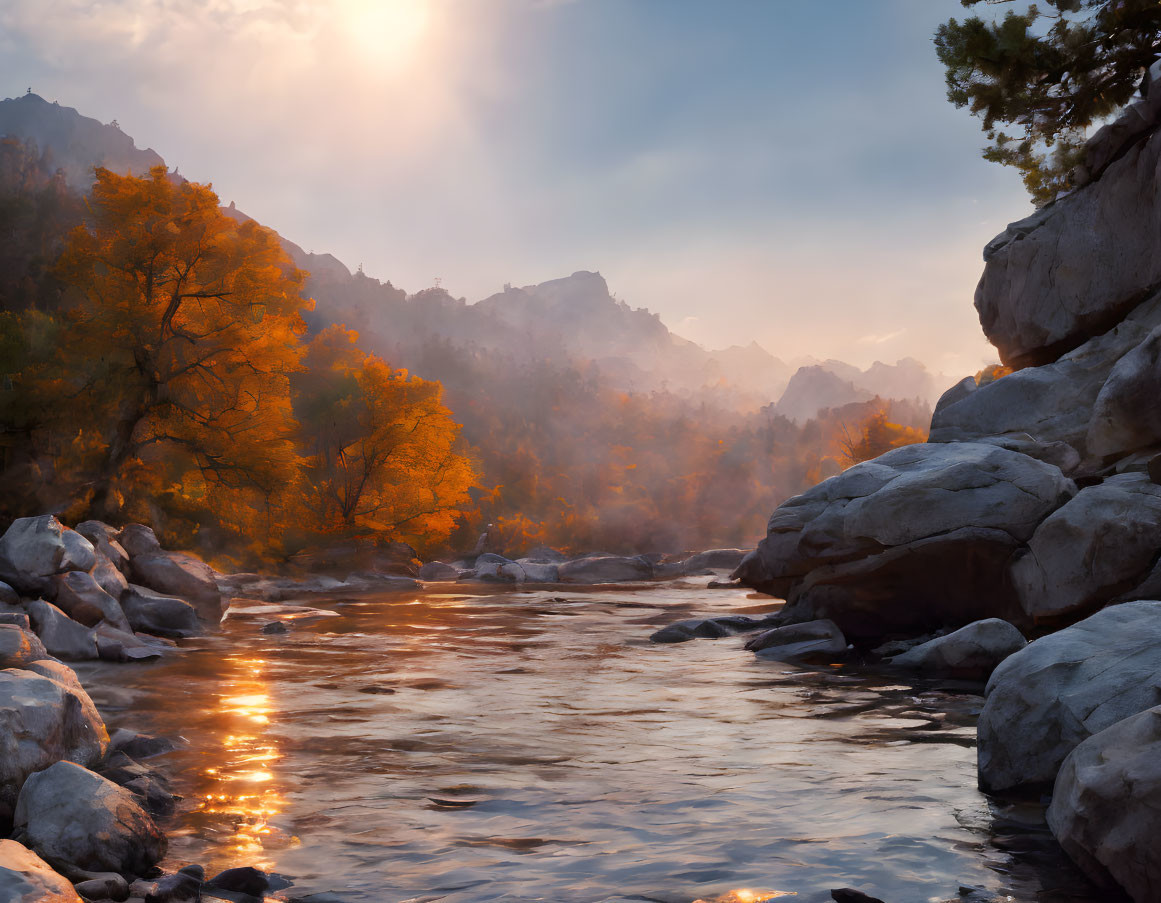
xmin=52 ymin=166 xmax=310 ymax=530
xmin=292 ymin=325 xmax=476 ymax=550
xmin=838 ymin=408 xmax=927 ymax=466
xmin=936 ymin=0 xmax=1161 ymax=204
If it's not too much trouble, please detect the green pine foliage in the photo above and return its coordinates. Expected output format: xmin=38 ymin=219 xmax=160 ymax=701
xmin=936 ymin=0 xmax=1161 ymax=205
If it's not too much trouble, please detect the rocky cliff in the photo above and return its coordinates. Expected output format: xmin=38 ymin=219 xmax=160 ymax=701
xmin=737 ymin=75 xmax=1161 ymax=902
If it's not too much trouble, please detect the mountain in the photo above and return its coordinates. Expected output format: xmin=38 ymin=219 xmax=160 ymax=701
xmin=773 ymin=357 xmax=942 ymax=423
xmin=0 ymin=93 xmax=163 ymax=190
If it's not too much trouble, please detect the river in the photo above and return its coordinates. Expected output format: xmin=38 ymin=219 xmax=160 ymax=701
xmin=73 ymin=579 xmax=1104 ymax=903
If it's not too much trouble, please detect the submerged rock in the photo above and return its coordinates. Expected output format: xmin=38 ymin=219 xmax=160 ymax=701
xmin=1047 ymin=705 xmax=1161 ymax=901
xmin=978 ymin=600 xmax=1161 ymax=792
xmin=14 ymin=760 xmax=166 ymax=877
xmin=889 ymin=619 xmax=1026 ymax=680
xmin=0 ymin=839 xmax=82 ymax=902
xmin=558 ymin=556 xmax=653 ymax=584
xmin=745 ymin=618 xmax=847 ymax=661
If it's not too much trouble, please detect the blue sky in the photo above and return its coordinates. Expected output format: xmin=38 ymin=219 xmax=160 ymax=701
xmin=0 ymin=0 xmax=1031 ymax=374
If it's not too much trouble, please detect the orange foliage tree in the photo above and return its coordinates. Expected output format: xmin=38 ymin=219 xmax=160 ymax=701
xmin=50 ymin=166 xmax=311 ymax=536
xmin=838 ymin=407 xmax=927 ymax=466
xmin=292 ymin=325 xmax=477 ymax=550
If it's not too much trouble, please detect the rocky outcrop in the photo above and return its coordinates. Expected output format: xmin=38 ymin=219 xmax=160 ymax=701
xmin=14 ymin=760 xmax=166 ymax=877
xmin=1011 ymin=474 xmax=1161 ymax=624
xmin=736 ymin=442 xmax=1074 ymax=640
xmin=0 ymin=517 xmax=96 ymax=596
xmin=27 ymin=602 xmax=97 ymax=661
xmin=0 ymin=839 xmax=82 ymax=903
xmin=1047 ymin=705 xmax=1161 ymax=901
xmin=889 ymin=619 xmax=1025 ymax=680
xmin=977 ymin=601 xmax=1161 ymax=792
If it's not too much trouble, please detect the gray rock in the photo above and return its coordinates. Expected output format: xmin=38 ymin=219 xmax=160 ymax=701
xmin=92 ymin=624 xmax=165 ymax=663
xmin=1088 ymin=323 xmax=1161 ymax=456
xmin=73 ymin=872 xmax=129 ymax=901
xmin=108 ymin=729 xmax=177 ymax=760
xmin=0 ymin=517 xmax=95 ymax=595
xmin=121 ymin=586 xmax=201 ymax=638
xmin=0 ymin=581 xmax=19 ymax=607
xmin=341 ymin=572 xmax=420 ymax=592
xmin=0 ymin=624 xmax=48 ymax=669
xmin=417 ymin=561 xmax=459 ymax=581
xmin=745 ymin=618 xmax=848 ymax=660
xmin=889 ymin=619 xmax=1026 ymax=680
xmin=978 ymin=600 xmax=1161 ymax=792
xmin=1047 ymin=705 xmax=1161 ymax=901
xmin=90 ymin=554 xmax=129 ymax=601
xmin=557 ymin=556 xmax=653 ymax=584
xmin=75 ymin=521 xmax=130 ymax=575
xmin=0 ymin=665 xmax=108 ymax=820
xmin=681 ymin=549 xmax=748 ymax=573
xmin=739 ymin=442 xmax=1074 ymax=639
xmin=15 ymin=761 xmax=166 ymax=877
xmin=521 ymin=546 xmax=567 ymax=563
xmin=27 ymin=601 xmax=97 ymax=661
xmin=470 ymin=557 xmax=525 ymax=583
xmin=130 ymin=551 xmax=222 ymax=624
xmin=975 ymin=109 xmax=1161 ymax=367
xmin=116 ymin=524 xmax=161 ymax=560
xmin=932 ymin=376 xmax=977 ymax=417
xmin=514 ymin=560 xmax=559 ymax=583
xmin=650 ymin=615 xmax=778 ymax=644
xmin=0 ymin=839 xmax=82 ymax=902
xmin=50 ymin=571 xmax=130 ymax=632
xmin=1012 ymin=474 xmax=1161 ymax=624
xmin=143 ymin=869 xmax=200 ymax=902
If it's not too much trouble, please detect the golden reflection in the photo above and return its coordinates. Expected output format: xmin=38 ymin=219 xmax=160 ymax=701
xmin=193 ymin=655 xmax=286 ymax=871
xmin=693 ymin=891 xmax=796 ymax=903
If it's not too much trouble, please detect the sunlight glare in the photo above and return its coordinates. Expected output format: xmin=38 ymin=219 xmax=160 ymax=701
xmin=337 ymin=0 xmax=432 ymax=69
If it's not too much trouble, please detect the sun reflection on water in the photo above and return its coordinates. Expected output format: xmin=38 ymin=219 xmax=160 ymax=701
xmin=693 ymin=891 xmax=796 ymax=903
xmin=193 ymin=656 xmax=286 ymax=870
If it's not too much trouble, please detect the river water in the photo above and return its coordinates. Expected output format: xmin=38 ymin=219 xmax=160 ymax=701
xmin=73 ymin=580 xmax=1104 ymax=903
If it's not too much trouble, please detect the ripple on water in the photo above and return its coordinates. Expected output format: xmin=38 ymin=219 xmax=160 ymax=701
xmin=74 ymin=582 xmax=1106 ymax=903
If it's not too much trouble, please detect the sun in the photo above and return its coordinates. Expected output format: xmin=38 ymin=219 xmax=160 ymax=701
xmin=336 ymin=0 xmax=433 ymax=69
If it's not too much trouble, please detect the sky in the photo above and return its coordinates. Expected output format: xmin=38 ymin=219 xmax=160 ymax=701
xmin=0 ymin=0 xmax=1032 ymax=376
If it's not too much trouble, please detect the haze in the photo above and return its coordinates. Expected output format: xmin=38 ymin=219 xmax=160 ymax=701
xmin=0 ymin=0 xmax=1029 ymax=376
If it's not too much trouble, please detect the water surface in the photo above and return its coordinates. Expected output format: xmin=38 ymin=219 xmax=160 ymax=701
xmin=76 ymin=581 xmax=1104 ymax=903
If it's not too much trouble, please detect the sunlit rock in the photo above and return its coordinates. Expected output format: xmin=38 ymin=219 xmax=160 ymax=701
xmin=14 ymin=760 xmax=166 ymax=877
xmin=0 ymin=839 xmax=82 ymax=903
xmin=0 ymin=625 xmax=48 ymax=670
xmin=888 ymin=619 xmax=1025 ymax=680
xmin=0 ymin=665 xmax=108 ymax=822
xmin=1047 ymin=705 xmax=1161 ymax=902
xmin=0 ymin=517 xmax=95 ymax=596
xmin=738 ymin=442 xmax=1074 ymax=640
xmin=744 ymin=618 xmax=847 ymax=661
xmin=978 ymin=600 xmax=1161 ymax=792
xmin=130 ymin=550 xmax=222 ymax=624
xmin=1012 ymin=474 xmax=1161 ymax=624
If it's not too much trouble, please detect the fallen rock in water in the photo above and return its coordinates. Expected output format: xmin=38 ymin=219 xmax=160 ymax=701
xmin=0 ymin=624 xmax=48 ymax=669
xmin=831 ymin=890 xmax=887 ymax=903
xmin=558 ymin=556 xmax=653 ymax=584
xmin=92 ymin=624 xmax=166 ymax=662
xmin=14 ymin=760 xmax=166 ymax=877
xmin=978 ymin=600 xmax=1161 ymax=792
xmin=0 ymin=516 xmax=96 ymax=596
xmin=121 ymin=585 xmax=201 ymax=638
xmin=27 ymin=601 xmax=97 ymax=661
xmin=889 ymin=619 xmax=1026 ymax=680
xmin=1011 ymin=473 xmax=1161 ymax=624
xmin=206 ymin=865 xmax=292 ymax=897
xmin=650 ymin=614 xmax=781 ymax=644
xmin=737 ymin=441 xmax=1074 ymax=641
xmin=50 ymin=571 xmax=130 ymax=632
xmin=0 ymin=838 xmax=83 ymax=902
xmin=1046 ymin=705 xmax=1161 ymax=901
xmin=417 ymin=561 xmax=459 ymax=581
xmin=108 ymin=729 xmax=178 ymax=760
xmin=0 ymin=664 xmax=108 ymax=823
xmin=745 ymin=619 xmax=848 ymax=661
xmin=470 ymin=555 xmax=525 ymax=583
xmin=261 ymin=620 xmax=290 ymax=634
xmin=130 ymin=550 xmax=222 ymax=624
xmin=681 ymin=549 xmax=748 ymax=574
xmin=514 ymin=559 xmax=559 ymax=583
xmin=142 ymin=867 xmax=201 ymax=902
xmin=73 ymin=872 xmax=129 ymax=901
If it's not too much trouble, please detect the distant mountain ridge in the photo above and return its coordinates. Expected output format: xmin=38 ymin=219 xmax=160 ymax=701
xmin=0 ymin=92 xmax=943 ymax=415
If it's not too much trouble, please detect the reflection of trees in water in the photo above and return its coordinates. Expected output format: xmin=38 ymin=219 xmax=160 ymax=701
xmin=192 ymin=655 xmax=286 ymax=871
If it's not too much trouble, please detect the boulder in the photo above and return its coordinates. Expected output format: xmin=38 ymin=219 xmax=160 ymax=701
xmin=27 ymin=602 xmax=97 ymax=661
xmin=1011 ymin=474 xmax=1161 ymax=624
xmin=738 ymin=442 xmax=1075 ymax=640
xmin=92 ymin=624 xmax=165 ymax=663
xmin=0 ymin=517 xmax=95 ymax=595
xmin=417 ymin=561 xmax=459 ymax=581
xmin=975 ymin=109 xmax=1161 ymax=368
xmin=932 ymin=376 xmax=977 ymax=416
xmin=74 ymin=521 xmax=130 ymax=575
xmin=1047 ymin=705 xmax=1161 ymax=901
xmin=120 ymin=586 xmax=201 ymax=638
xmin=745 ymin=619 xmax=848 ymax=661
xmin=514 ymin=560 xmax=559 ymax=583
xmin=521 ymin=546 xmax=567 ymax=563
xmin=0 ymin=665 xmax=108 ymax=820
xmin=470 ymin=556 xmax=525 ymax=583
xmin=681 ymin=549 xmax=748 ymax=573
xmin=978 ymin=600 xmax=1161 ymax=792
xmin=0 ymin=839 xmax=82 ymax=902
xmin=90 ymin=554 xmax=129 ymax=601
xmin=72 ymin=873 xmax=129 ymax=901
xmin=650 ymin=614 xmax=780 ymax=644
xmin=50 ymin=571 xmax=130 ymax=632
xmin=14 ymin=760 xmax=166 ymax=877
xmin=0 ymin=581 xmax=19 ymax=607
xmin=115 ymin=524 xmax=160 ymax=560
xmin=889 ymin=619 xmax=1026 ymax=680
xmin=1088 ymin=323 xmax=1161 ymax=456
xmin=130 ymin=551 xmax=222 ymax=624
xmin=557 ymin=556 xmax=653 ymax=584
xmin=0 ymin=625 xmax=48 ymax=669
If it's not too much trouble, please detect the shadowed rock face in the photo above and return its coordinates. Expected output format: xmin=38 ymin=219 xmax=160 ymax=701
xmin=736 ymin=442 xmax=1074 ymax=641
